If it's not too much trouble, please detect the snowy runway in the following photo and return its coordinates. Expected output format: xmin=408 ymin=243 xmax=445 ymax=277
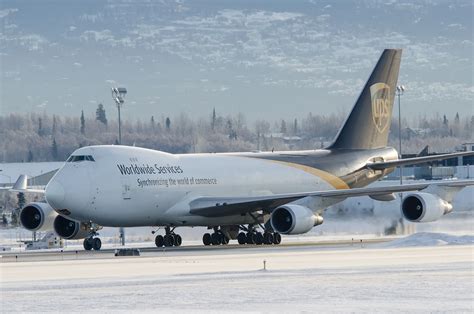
xmin=2 ymin=237 xmax=473 ymax=313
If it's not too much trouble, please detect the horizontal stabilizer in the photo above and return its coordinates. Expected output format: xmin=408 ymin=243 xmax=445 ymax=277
xmin=12 ymin=175 xmax=27 ymax=190
xmin=10 ymin=174 xmax=45 ymax=193
xmin=366 ymin=151 xmax=474 ymax=170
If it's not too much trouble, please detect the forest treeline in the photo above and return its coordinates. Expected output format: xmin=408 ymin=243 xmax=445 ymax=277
xmin=0 ymin=106 xmax=473 ymax=163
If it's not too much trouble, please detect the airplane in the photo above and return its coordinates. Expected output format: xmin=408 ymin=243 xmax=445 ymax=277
xmin=14 ymin=49 xmax=474 ymax=250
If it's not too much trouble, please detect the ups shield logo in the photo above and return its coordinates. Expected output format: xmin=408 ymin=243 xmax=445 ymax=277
xmin=370 ymin=83 xmax=391 ymax=133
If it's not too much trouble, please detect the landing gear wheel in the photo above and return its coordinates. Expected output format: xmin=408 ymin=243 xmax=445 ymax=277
xmin=264 ymin=233 xmax=274 ymax=245
xmin=237 ymin=232 xmax=247 ymax=245
xmin=83 ymin=238 xmax=93 ymax=251
xmin=211 ymin=233 xmax=220 ymax=245
xmin=273 ymin=232 xmax=282 ymax=245
xmin=155 ymin=235 xmax=164 ymax=247
xmin=217 ymin=233 xmax=225 ymax=245
xmin=92 ymin=238 xmax=102 ymax=250
xmin=255 ymin=232 xmax=264 ymax=245
xmin=203 ymin=233 xmax=211 ymax=246
xmin=246 ymin=232 xmax=255 ymax=244
xmin=221 ymin=235 xmax=229 ymax=245
xmin=164 ymin=234 xmax=175 ymax=247
xmin=174 ymin=234 xmax=182 ymax=247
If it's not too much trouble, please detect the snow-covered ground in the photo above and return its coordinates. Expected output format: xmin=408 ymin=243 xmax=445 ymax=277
xmin=376 ymin=232 xmax=474 ymax=248
xmin=2 ymin=236 xmax=473 ymax=313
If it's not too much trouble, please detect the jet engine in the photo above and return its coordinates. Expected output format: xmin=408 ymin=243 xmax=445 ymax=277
xmin=53 ymin=216 xmax=90 ymax=240
xmin=270 ymin=204 xmax=323 ymax=235
xmin=401 ymin=192 xmax=453 ymax=223
xmin=20 ymin=202 xmax=58 ymax=232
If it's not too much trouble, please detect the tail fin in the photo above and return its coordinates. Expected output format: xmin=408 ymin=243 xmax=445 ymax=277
xmin=329 ymin=49 xmax=402 ymax=150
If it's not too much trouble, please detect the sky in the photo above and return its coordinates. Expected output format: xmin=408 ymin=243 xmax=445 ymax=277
xmin=0 ymin=0 xmax=472 ymax=122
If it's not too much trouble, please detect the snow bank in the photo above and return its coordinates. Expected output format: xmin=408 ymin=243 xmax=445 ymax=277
xmin=379 ymin=232 xmax=474 ymax=248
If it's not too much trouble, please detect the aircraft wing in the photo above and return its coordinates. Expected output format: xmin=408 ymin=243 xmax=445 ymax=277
xmin=366 ymin=151 xmax=474 ymax=170
xmin=189 ymin=180 xmax=474 ymax=217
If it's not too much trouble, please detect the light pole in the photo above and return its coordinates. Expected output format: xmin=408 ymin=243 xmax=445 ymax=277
xmin=396 ymin=85 xmax=405 ymax=185
xmin=111 ymin=87 xmax=127 ymax=145
xmin=111 ymin=87 xmax=127 ymax=246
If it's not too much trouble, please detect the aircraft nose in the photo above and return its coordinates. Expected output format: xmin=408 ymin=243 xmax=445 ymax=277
xmin=45 ymin=180 xmax=65 ymax=208
xmin=45 ymin=170 xmax=91 ymax=220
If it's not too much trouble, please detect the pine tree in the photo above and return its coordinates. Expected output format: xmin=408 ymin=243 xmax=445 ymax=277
xmin=17 ymin=192 xmax=26 ymax=209
xmin=211 ymin=108 xmax=216 ymax=131
xmin=226 ymin=119 xmax=237 ymax=140
xmin=37 ymin=117 xmax=43 ymax=136
xmin=443 ymin=114 xmax=448 ymax=127
xmin=453 ymin=112 xmax=460 ymax=136
xmin=51 ymin=137 xmax=59 ymax=161
xmin=80 ymin=110 xmax=85 ymax=135
xmin=52 ymin=115 xmax=57 ymax=135
xmin=293 ymin=118 xmax=298 ymax=135
xmin=96 ymin=104 xmax=107 ymax=126
xmin=150 ymin=116 xmax=155 ymax=130
xmin=280 ymin=120 xmax=287 ymax=134
xmin=27 ymin=150 xmax=34 ymax=162
xmin=165 ymin=117 xmax=171 ymax=131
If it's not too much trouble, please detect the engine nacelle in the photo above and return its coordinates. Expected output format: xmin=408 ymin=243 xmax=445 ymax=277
xmin=53 ymin=216 xmax=90 ymax=240
xmin=20 ymin=202 xmax=58 ymax=232
xmin=401 ymin=192 xmax=453 ymax=223
xmin=270 ymin=204 xmax=323 ymax=235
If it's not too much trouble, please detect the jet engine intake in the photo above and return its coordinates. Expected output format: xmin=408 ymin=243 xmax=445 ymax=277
xmin=53 ymin=216 xmax=90 ymax=239
xmin=20 ymin=202 xmax=57 ymax=232
xmin=401 ymin=192 xmax=453 ymax=223
xmin=270 ymin=204 xmax=323 ymax=235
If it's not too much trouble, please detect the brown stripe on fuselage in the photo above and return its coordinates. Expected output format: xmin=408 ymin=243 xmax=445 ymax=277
xmin=228 ymin=147 xmax=397 ymax=190
xmin=267 ymin=160 xmax=350 ymax=190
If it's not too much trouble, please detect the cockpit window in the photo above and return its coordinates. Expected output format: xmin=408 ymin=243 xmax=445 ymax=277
xmin=66 ymin=155 xmax=95 ymax=162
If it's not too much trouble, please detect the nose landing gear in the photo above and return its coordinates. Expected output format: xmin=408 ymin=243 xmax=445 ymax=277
xmin=83 ymin=236 xmax=102 ymax=251
xmin=82 ymin=224 xmax=103 ymax=251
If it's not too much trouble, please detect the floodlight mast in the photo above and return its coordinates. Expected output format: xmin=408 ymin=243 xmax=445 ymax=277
xmin=111 ymin=87 xmax=127 ymax=145
xmin=111 ymin=87 xmax=127 ymax=246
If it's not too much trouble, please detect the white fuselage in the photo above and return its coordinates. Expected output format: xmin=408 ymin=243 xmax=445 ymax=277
xmin=45 ymin=145 xmax=354 ymax=227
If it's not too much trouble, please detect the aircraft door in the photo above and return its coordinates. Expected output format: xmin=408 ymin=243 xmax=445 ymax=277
xmin=121 ymin=176 xmax=132 ymax=200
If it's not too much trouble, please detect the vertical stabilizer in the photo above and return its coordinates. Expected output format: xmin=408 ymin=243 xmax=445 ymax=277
xmin=329 ymin=49 xmax=402 ymax=150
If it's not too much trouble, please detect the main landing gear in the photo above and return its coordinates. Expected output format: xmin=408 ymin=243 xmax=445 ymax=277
xmin=201 ymin=225 xmax=282 ymax=246
xmin=236 ymin=230 xmax=281 ymax=245
xmin=202 ymin=227 xmax=230 ymax=246
xmin=154 ymin=226 xmax=182 ymax=247
xmin=83 ymin=236 xmax=102 ymax=251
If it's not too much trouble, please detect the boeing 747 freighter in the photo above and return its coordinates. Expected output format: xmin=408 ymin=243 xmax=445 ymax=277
xmin=15 ymin=49 xmax=474 ymax=250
